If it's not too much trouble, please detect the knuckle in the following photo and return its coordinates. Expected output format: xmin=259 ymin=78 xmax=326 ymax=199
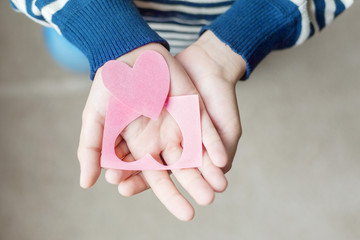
xmin=164 ymin=144 xmax=181 ymax=158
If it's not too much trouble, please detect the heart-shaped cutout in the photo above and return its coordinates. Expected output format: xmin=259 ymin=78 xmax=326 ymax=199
xmin=102 ymin=50 xmax=170 ymax=119
xmin=101 ymin=95 xmax=202 ymax=170
xmin=114 ymin=108 xmax=183 ymax=166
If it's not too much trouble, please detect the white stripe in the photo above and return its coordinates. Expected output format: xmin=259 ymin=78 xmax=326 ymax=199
xmin=170 ymin=47 xmax=185 ymax=55
xmin=11 ymin=0 xmax=19 ymax=7
xmin=325 ymin=0 xmax=336 ymax=25
xmin=309 ymin=0 xmax=319 ymax=32
xmin=149 ymin=22 xmax=202 ymax=33
xmin=11 ymin=0 xmax=24 ymax=11
xmin=158 ymin=31 xmax=198 ymax=40
xmin=41 ymin=0 xmax=69 ymax=34
xmin=168 ymin=39 xmax=194 ymax=47
xmin=31 ymin=0 xmax=41 ymax=16
xmin=143 ymin=16 xmax=211 ymax=25
xmin=134 ymin=1 xmax=231 ymax=15
xmin=342 ymin=0 xmax=354 ymax=8
xmin=11 ymin=0 xmax=51 ymax=27
xmin=171 ymin=46 xmax=186 ymax=52
xmin=289 ymin=0 xmax=312 ymax=45
xmin=289 ymin=0 xmax=307 ymax=5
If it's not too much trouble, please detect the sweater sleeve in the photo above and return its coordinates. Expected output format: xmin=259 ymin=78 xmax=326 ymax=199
xmin=201 ymin=0 xmax=354 ymax=79
xmin=9 ymin=0 xmax=169 ymax=79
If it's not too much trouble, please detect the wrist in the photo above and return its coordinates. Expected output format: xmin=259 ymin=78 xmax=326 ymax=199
xmin=94 ymin=43 xmax=169 ymax=77
xmin=115 ymin=43 xmax=170 ymax=66
xmin=194 ymin=31 xmax=246 ymax=85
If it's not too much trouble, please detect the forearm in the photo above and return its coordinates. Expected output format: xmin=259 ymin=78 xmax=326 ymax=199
xmin=201 ymin=0 xmax=354 ymax=79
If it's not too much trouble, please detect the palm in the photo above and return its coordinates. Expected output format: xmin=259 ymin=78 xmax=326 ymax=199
xmin=120 ymin=109 xmax=182 ymax=165
xmin=176 ymin=45 xmax=242 ymax=172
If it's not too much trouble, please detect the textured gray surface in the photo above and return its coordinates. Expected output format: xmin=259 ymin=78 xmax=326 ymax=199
xmin=1 ymin=2 xmax=359 ymax=240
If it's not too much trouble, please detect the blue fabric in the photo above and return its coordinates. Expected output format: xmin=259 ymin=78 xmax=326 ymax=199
xmin=51 ymin=0 xmax=168 ymax=79
xmin=35 ymin=0 xmax=57 ymax=9
xmin=314 ymin=0 xmax=326 ymax=30
xmin=202 ymin=0 xmax=302 ymax=79
xmin=25 ymin=0 xmax=46 ymax=21
xmin=9 ymin=1 xmax=18 ymax=10
xmin=9 ymin=0 xmax=352 ymax=80
xmin=334 ymin=0 xmax=346 ymax=17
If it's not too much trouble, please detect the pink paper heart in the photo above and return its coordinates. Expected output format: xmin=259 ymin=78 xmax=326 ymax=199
xmin=101 ymin=51 xmax=170 ymax=119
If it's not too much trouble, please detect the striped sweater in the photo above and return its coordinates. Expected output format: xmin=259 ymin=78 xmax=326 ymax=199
xmin=10 ymin=0 xmax=353 ymax=79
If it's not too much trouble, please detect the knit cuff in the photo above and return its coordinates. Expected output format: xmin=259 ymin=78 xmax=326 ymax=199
xmin=52 ymin=0 xmax=169 ymax=79
xmin=201 ymin=0 xmax=302 ymax=80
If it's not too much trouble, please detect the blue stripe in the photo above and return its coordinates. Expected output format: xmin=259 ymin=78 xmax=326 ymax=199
xmin=35 ymin=0 xmax=57 ymax=9
xmin=138 ymin=8 xmax=220 ymax=21
xmin=309 ymin=22 xmax=315 ymax=38
xmin=9 ymin=1 xmax=18 ymax=10
xmin=334 ymin=0 xmax=346 ymax=17
xmin=313 ymin=0 xmax=326 ymax=30
xmin=25 ymin=0 xmax=46 ymax=21
xmin=135 ymin=0 xmax=234 ymax=8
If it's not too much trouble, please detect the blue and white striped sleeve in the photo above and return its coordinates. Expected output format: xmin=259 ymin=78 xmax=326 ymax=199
xmin=202 ymin=0 xmax=354 ymax=79
xmin=9 ymin=0 xmax=168 ymax=79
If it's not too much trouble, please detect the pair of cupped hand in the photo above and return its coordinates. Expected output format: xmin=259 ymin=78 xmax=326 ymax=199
xmin=77 ymin=31 xmax=246 ymax=221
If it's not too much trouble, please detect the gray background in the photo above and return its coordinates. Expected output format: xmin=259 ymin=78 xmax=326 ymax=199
xmin=1 ymin=2 xmax=359 ymax=240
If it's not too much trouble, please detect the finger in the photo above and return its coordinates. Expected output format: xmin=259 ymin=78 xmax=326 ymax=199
xmin=206 ymin=87 xmax=241 ymax=173
xmin=114 ymin=137 xmax=130 ymax=159
xmin=118 ymin=172 xmax=150 ymax=196
xmin=199 ymin=151 xmax=228 ymax=193
xmin=105 ymin=153 xmax=138 ymax=184
xmin=162 ymin=145 xmax=215 ymax=206
xmin=200 ymin=108 xmax=228 ymax=168
xmin=77 ymin=111 xmax=103 ymax=189
xmin=143 ymin=170 xmax=194 ymax=222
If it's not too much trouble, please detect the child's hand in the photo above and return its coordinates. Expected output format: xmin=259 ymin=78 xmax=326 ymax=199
xmin=176 ymin=31 xmax=247 ymax=173
xmin=77 ymin=43 xmax=228 ymax=221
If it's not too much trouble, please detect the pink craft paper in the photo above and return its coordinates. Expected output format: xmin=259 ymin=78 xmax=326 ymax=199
xmin=102 ymin=51 xmax=170 ymax=119
xmin=101 ymin=95 xmax=202 ymax=170
xmin=100 ymin=50 xmax=202 ymax=170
